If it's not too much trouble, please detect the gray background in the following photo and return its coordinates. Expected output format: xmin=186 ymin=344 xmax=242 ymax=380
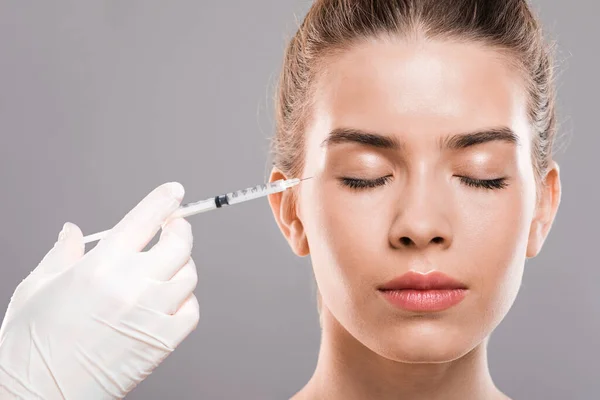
xmin=0 ymin=1 xmax=597 ymax=399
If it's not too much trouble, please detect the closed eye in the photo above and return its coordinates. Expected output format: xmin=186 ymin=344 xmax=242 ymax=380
xmin=339 ymin=175 xmax=393 ymax=190
xmin=338 ymin=175 xmax=508 ymax=190
xmin=458 ymin=176 xmax=508 ymax=190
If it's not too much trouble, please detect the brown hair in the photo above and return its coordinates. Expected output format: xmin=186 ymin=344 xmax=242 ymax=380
xmin=271 ymin=0 xmax=557 ymax=316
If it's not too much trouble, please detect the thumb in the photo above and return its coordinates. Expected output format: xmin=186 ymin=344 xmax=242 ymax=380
xmin=4 ymin=223 xmax=86 ymax=315
xmin=38 ymin=222 xmax=85 ymax=274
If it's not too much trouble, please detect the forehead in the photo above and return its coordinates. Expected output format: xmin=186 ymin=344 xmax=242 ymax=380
xmin=308 ymin=38 xmax=529 ymax=147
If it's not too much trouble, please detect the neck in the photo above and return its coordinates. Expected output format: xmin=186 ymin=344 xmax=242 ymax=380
xmin=293 ymin=307 xmax=509 ymax=400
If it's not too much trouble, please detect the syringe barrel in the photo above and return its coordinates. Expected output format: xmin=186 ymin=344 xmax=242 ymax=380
xmin=226 ymin=180 xmax=292 ymax=205
xmin=170 ymin=198 xmax=216 ymax=219
xmin=227 ymin=184 xmax=271 ymax=205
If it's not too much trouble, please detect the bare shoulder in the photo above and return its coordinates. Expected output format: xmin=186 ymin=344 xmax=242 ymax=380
xmin=288 ymin=386 xmax=313 ymax=400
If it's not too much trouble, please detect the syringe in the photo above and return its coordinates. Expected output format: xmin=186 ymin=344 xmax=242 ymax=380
xmin=82 ymin=177 xmax=312 ymax=244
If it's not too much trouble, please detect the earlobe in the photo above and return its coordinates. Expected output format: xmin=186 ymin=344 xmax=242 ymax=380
xmin=290 ymin=220 xmax=310 ymax=256
xmin=526 ymin=161 xmax=561 ymax=258
xmin=526 ymin=222 xmax=544 ymax=258
xmin=267 ymin=168 xmax=310 ymax=257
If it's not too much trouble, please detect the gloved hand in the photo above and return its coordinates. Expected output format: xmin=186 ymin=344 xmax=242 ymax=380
xmin=0 ymin=182 xmax=199 ymax=399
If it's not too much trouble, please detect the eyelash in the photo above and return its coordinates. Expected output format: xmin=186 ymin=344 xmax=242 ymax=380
xmin=458 ymin=176 xmax=508 ymax=190
xmin=340 ymin=175 xmax=393 ymax=190
xmin=339 ymin=176 xmax=508 ymax=190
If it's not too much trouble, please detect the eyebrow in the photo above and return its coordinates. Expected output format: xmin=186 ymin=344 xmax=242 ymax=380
xmin=321 ymin=128 xmax=401 ymax=150
xmin=441 ymin=127 xmax=520 ymax=150
xmin=320 ymin=126 xmax=519 ymax=151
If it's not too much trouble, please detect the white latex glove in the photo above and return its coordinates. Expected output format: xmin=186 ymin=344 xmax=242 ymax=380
xmin=0 ymin=182 xmax=199 ymax=399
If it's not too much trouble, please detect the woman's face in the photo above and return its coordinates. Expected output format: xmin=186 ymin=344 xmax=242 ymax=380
xmin=276 ymin=38 xmax=548 ymax=362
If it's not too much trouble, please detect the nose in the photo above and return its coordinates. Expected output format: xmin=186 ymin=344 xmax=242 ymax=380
xmin=388 ymin=177 xmax=453 ymax=251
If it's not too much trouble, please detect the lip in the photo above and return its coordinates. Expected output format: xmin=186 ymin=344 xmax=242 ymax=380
xmin=378 ymin=271 xmax=468 ymax=312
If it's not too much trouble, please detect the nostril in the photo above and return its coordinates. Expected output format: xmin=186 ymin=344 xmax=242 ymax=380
xmin=398 ymin=236 xmax=445 ymax=247
xmin=399 ymin=237 xmax=413 ymax=246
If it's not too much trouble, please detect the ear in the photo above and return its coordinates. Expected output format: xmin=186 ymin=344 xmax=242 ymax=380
xmin=267 ymin=168 xmax=310 ymax=257
xmin=526 ymin=160 xmax=562 ymax=258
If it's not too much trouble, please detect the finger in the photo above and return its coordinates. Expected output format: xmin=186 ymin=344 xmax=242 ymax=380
xmin=166 ymin=294 xmax=200 ymax=348
xmin=39 ymin=222 xmax=85 ymax=274
xmin=143 ymin=217 xmax=193 ymax=281
xmin=138 ymin=258 xmax=198 ymax=315
xmin=99 ymin=182 xmax=185 ymax=252
xmin=9 ymin=222 xmax=86 ymax=311
xmin=124 ymin=294 xmax=199 ymax=352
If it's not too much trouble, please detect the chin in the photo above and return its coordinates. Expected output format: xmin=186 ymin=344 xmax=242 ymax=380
xmin=366 ymin=320 xmax=480 ymax=363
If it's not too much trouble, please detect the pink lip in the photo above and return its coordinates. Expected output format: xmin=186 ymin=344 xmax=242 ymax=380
xmin=378 ymin=271 xmax=468 ymax=312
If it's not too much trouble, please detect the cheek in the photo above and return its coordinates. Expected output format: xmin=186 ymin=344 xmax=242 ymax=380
xmin=300 ymin=181 xmax=389 ymax=296
xmin=456 ymin=181 xmax=535 ymax=315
